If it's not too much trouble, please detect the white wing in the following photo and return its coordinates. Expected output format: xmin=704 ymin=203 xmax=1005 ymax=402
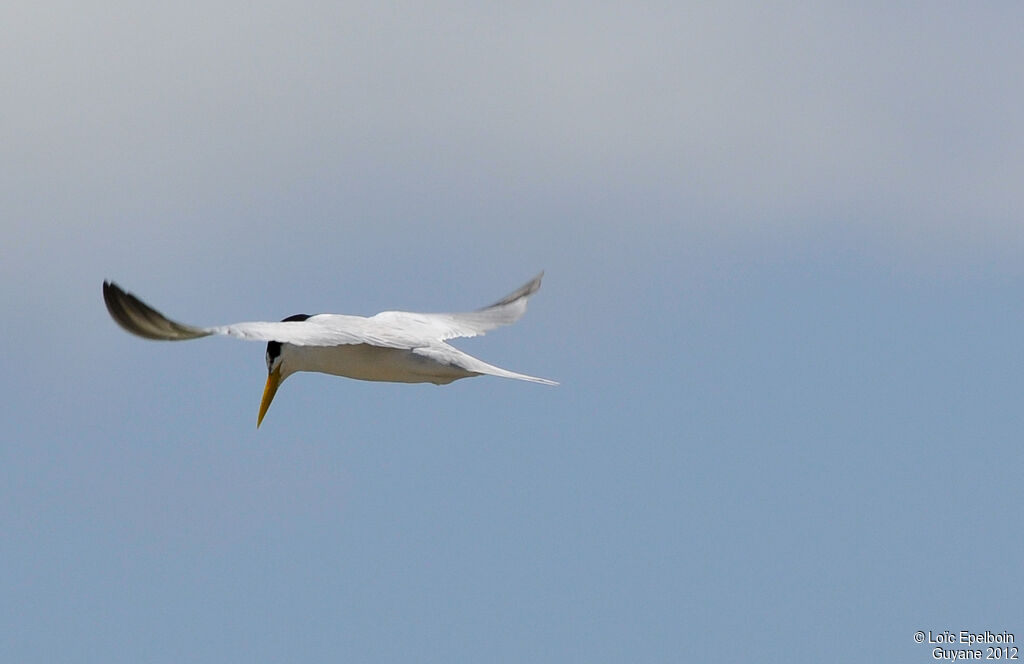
xmin=102 ymin=273 xmax=545 ymax=349
xmin=213 ymin=317 xmax=400 ymax=346
xmin=368 ymin=272 xmax=544 ymax=341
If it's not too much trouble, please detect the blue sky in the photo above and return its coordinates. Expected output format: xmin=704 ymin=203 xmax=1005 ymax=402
xmin=3 ymin=3 xmax=1023 ymax=662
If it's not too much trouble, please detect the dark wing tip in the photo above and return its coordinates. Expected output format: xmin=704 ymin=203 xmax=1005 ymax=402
xmin=483 ymin=271 xmax=544 ymax=310
xmin=102 ymin=280 xmax=212 ymax=341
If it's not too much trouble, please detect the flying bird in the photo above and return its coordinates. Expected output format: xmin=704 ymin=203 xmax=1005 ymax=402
xmin=103 ymin=273 xmax=557 ymax=427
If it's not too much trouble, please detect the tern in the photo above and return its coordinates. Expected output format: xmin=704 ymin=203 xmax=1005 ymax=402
xmin=103 ymin=273 xmax=557 ymax=426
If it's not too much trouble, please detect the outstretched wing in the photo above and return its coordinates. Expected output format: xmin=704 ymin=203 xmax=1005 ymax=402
xmin=368 ymin=272 xmax=545 ymax=341
xmin=102 ymin=281 xmax=384 ymax=347
xmin=103 ymin=272 xmax=547 ymax=348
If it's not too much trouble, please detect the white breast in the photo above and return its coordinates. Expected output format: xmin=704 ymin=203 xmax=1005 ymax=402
xmin=284 ymin=343 xmax=477 ymax=385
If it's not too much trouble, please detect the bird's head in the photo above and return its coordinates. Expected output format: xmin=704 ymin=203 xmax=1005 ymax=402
xmin=257 ymin=314 xmax=310 ymax=428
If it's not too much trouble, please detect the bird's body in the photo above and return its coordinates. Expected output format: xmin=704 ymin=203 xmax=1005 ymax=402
xmin=102 ymin=273 xmax=557 ymax=426
xmin=284 ymin=342 xmax=475 ymax=385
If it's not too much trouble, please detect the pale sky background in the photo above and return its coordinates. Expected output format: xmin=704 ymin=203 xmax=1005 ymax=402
xmin=3 ymin=2 xmax=1023 ymax=662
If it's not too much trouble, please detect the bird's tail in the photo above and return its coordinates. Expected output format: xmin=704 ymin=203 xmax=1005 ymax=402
xmin=475 ymin=362 xmax=559 ymax=386
xmin=415 ymin=345 xmax=558 ymax=386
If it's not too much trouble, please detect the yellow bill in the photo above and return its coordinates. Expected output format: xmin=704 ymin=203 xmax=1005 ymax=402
xmin=257 ymin=366 xmax=282 ymax=428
